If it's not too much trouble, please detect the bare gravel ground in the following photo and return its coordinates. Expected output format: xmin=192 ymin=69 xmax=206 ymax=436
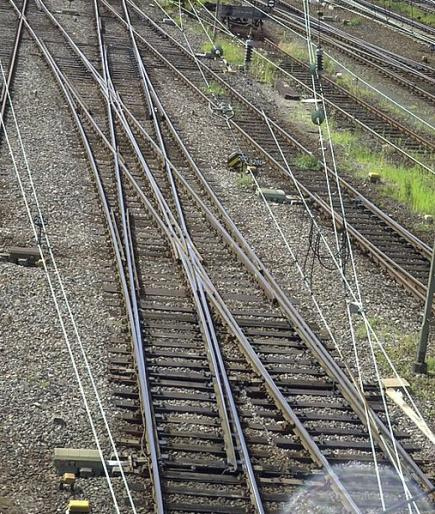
xmin=0 ymin=42 xmax=148 ymax=513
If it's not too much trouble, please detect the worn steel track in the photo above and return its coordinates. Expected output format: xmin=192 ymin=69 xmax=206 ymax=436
xmin=4 ymin=0 xmax=434 ymax=512
xmin=258 ymin=0 xmax=435 ymax=103
xmin=85 ymin=0 xmax=434 ymax=310
xmin=0 ymin=0 xmax=27 ymax=143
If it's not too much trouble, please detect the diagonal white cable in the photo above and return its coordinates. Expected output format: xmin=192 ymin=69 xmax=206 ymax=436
xmin=299 ymin=4 xmax=389 ymax=505
xmin=0 ymin=88 xmax=122 ymax=514
xmin=149 ymin=0 xmax=432 ymax=426
xmin=0 ymin=59 xmax=138 ymax=513
xmin=299 ymin=3 xmax=422 ymax=507
xmin=262 ymin=110 xmax=422 ymax=512
xmin=178 ymin=0 xmax=431 ymax=439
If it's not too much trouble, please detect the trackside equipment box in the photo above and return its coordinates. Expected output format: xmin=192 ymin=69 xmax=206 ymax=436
xmin=68 ymin=499 xmax=90 ymax=512
xmin=54 ymin=448 xmax=103 ymax=476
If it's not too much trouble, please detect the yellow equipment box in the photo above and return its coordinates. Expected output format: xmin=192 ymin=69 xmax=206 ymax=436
xmin=62 ymin=473 xmax=76 ymax=485
xmin=68 ymin=499 xmax=90 ymax=512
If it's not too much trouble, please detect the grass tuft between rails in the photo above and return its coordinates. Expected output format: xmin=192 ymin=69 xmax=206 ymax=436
xmin=202 ymin=40 xmax=244 ymax=65
xmin=251 ymin=52 xmax=278 ymax=85
xmin=295 ymin=153 xmax=322 ymax=170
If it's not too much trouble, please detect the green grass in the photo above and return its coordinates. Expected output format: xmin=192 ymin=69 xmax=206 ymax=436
xmin=347 ymin=17 xmax=362 ymax=27
xmin=354 ymin=316 xmax=435 ymax=417
xmin=202 ymin=40 xmax=244 ymax=65
xmin=236 ymin=173 xmax=254 ymax=188
xmin=330 ymin=128 xmax=435 ymax=217
xmin=295 ymin=153 xmax=322 ymax=170
xmin=279 ymin=39 xmax=309 ymax=63
xmin=157 ymin=0 xmax=179 ymax=17
xmin=251 ymin=52 xmax=277 ymax=84
xmin=205 ymin=81 xmax=225 ymax=96
xmin=278 ymin=40 xmax=335 ymax=73
xmin=335 ymin=74 xmax=374 ymax=101
xmin=373 ymin=0 xmax=435 ymax=27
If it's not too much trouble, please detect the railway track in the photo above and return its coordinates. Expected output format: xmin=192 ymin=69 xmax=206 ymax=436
xmin=29 ymin=0 xmax=434 ymax=307
xmin=334 ymin=0 xmax=435 ymax=43
xmin=262 ymin=37 xmax=434 ymax=162
xmin=253 ymin=0 xmax=435 ymax=104
xmin=194 ymin=1 xmax=435 ymax=166
xmin=0 ymin=0 xmax=27 ymax=141
xmin=2 ymin=0 xmax=434 ymax=511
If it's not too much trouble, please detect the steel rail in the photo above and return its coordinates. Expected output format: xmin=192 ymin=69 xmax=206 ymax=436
xmin=116 ymin=0 xmax=241 ymax=477
xmin=12 ymin=0 xmax=432 ymax=498
xmin=267 ymin=4 xmax=435 ymax=103
xmin=0 ymin=0 xmax=28 ymax=144
xmin=189 ymin=2 xmax=435 ymax=165
xmin=335 ymin=0 xmax=435 ymax=39
xmin=14 ymin=12 xmax=156 ymax=510
xmin=92 ymin=1 xmax=166 ymax=511
xmin=268 ymin=0 xmax=435 ymax=82
xmin=33 ymin=0 xmax=429 ymax=309
xmin=12 ymin=5 xmax=362 ymax=508
xmin=102 ymin=39 xmax=266 ymax=507
xmin=20 ymin=0 xmax=433 ymax=264
xmin=94 ymin=0 xmax=164 ymax=508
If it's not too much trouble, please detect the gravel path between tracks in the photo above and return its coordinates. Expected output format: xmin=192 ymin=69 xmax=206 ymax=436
xmin=0 ymin=41 xmax=149 ymax=513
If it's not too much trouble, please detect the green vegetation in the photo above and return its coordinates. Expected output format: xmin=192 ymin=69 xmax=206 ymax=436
xmin=157 ymin=0 xmax=179 ymax=17
xmin=202 ymin=40 xmax=244 ymax=65
xmin=295 ymin=153 xmax=322 ymax=170
xmin=347 ymin=17 xmax=362 ymax=27
xmin=354 ymin=315 xmax=435 ymax=413
xmin=251 ymin=52 xmax=277 ymax=85
xmin=335 ymin=74 xmax=374 ymax=100
xmin=205 ymin=81 xmax=225 ymax=96
xmin=236 ymin=173 xmax=254 ymax=188
xmin=279 ymin=39 xmax=309 ymax=63
xmin=373 ymin=0 xmax=435 ymax=27
xmin=278 ymin=39 xmax=335 ymax=73
xmin=330 ymin=128 xmax=435 ymax=217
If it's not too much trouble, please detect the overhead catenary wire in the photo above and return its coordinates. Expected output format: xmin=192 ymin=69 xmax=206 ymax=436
xmin=0 ymin=59 xmax=139 ymax=513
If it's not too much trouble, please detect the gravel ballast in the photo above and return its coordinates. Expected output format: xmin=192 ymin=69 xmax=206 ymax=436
xmin=0 ymin=41 xmax=148 ymax=513
xmin=0 ymin=0 xmax=433 ymax=511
